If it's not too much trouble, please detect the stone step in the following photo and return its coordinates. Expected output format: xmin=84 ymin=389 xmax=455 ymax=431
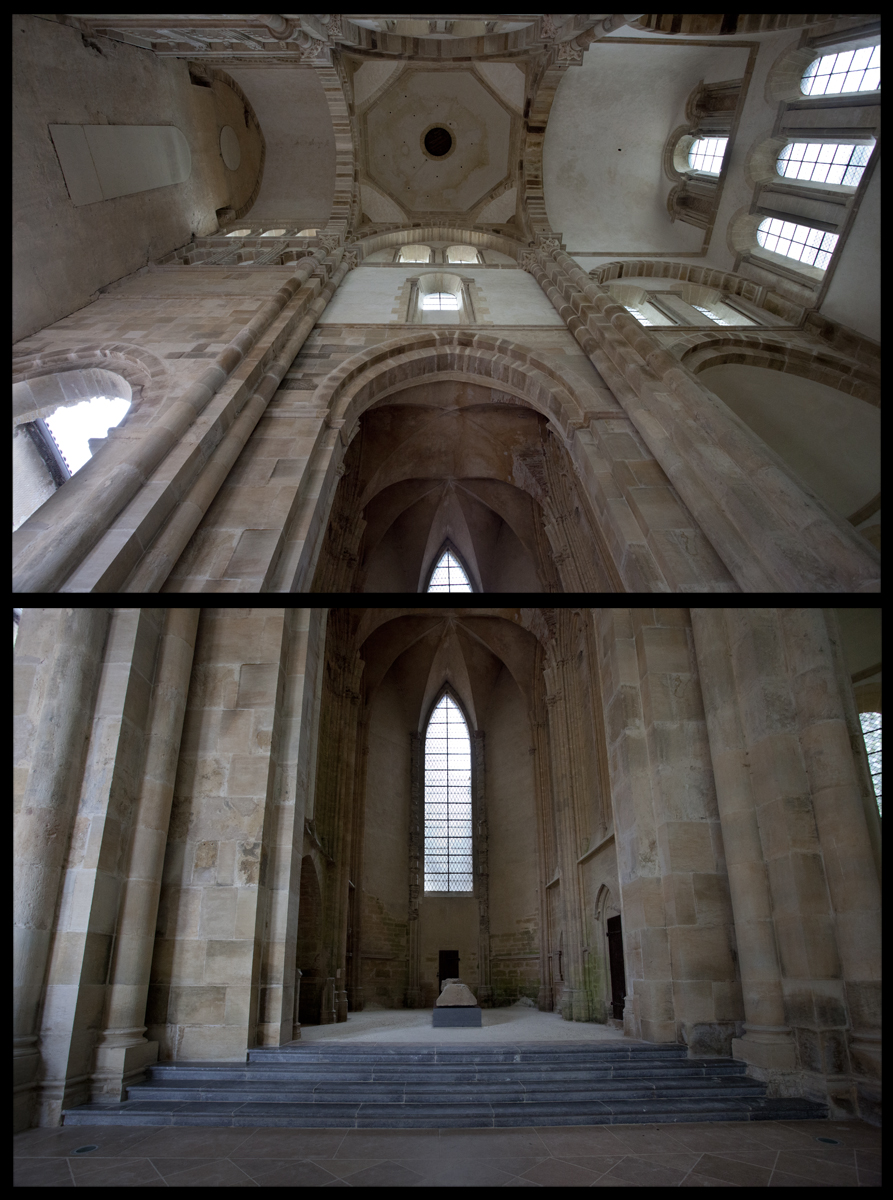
xmin=145 ymin=1062 xmax=749 ymax=1083
xmin=60 ymin=1044 xmax=828 ymax=1130
xmin=126 ymin=1081 xmax=767 ymax=1103
xmin=62 ymin=1094 xmax=827 ymax=1130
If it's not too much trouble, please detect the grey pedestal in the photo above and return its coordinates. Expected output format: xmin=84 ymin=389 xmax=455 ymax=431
xmin=432 ymin=1006 xmax=482 ymax=1027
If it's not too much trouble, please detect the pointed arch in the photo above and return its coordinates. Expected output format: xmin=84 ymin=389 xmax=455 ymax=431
xmin=423 ymin=691 xmax=473 ymax=894
xmin=425 ymin=543 xmax=474 ymax=593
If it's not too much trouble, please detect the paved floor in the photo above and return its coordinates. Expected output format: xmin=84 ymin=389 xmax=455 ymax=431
xmin=14 ymin=1118 xmax=881 ymax=1186
xmin=296 ymin=1006 xmax=628 ymax=1044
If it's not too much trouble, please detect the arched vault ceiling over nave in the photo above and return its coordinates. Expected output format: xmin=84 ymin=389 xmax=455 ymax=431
xmin=351 ymin=610 xmax=541 ymax=719
xmin=543 ymin=37 xmax=751 ymax=251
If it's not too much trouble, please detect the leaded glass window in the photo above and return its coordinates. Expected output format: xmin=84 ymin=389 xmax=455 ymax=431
xmin=757 ymin=217 xmax=839 ymax=270
xmin=801 ymin=46 xmax=880 ymax=97
xmin=777 ymin=142 xmax=871 ymax=187
xmin=859 ymin=711 xmax=881 ymax=818
xmin=424 ymin=695 xmax=473 ymax=893
xmin=688 ymin=136 xmax=728 ymax=175
xmin=427 ymin=549 xmax=472 ymax=592
xmin=421 ymin=292 xmax=460 ymax=310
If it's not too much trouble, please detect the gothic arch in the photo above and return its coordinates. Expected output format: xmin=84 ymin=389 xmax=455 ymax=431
xmin=302 ymin=330 xmax=623 ymax=592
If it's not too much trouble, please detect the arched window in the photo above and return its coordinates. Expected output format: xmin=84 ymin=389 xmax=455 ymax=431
xmin=44 ymin=396 xmax=131 ymax=475
xmin=226 ymin=228 xmax=251 ymax=237
xmin=421 ymin=292 xmax=460 ymax=311
xmin=688 ymin=136 xmax=728 ymax=175
xmin=297 ymin=228 xmax=319 ymax=236
xmin=757 ymin=217 xmax=838 ymax=270
xmin=260 ymin=228 xmax=287 ymax=237
xmin=801 ymin=46 xmax=880 ymax=96
xmin=777 ymin=142 xmax=872 ymax=187
xmin=399 ymin=244 xmax=432 ymax=263
xmin=445 ymin=244 xmax=479 ymax=264
xmin=424 ymin=694 xmax=472 ymax=893
xmin=859 ymin=712 xmax=882 ymax=818
xmin=624 ymin=306 xmax=655 ymax=326
xmin=427 ymin=549 xmax=473 ymax=591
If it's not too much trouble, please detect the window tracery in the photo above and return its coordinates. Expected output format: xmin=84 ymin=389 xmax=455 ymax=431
xmin=859 ymin=712 xmax=882 ymax=818
xmin=801 ymin=45 xmax=880 ymax=96
xmin=427 ymin=548 xmax=472 ymax=591
xmin=757 ymin=217 xmax=838 ymax=271
xmin=424 ymin=694 xmax=473 ymax=893
xmin=688 ymin=136 xmax=728 ymax=176
xmin=776 ymin=141 xmax=871 ymax=188
xmin=421 ymin=292 xmax=460 ymax=311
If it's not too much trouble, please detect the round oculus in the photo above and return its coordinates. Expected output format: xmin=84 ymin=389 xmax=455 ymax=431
xmin=424 ymin=127 xmax=453 ymax=157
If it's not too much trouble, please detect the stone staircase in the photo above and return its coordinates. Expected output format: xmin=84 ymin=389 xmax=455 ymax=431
xmin=62 ymin=1042 xmax=827 ymax=1129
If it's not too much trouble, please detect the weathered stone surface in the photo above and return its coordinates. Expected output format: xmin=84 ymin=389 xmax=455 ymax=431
xmin=435 ymin=979 xmax=478 ymax=1007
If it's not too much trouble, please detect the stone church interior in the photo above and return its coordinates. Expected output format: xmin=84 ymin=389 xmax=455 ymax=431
xmin=14 ymin=606 xmax=882 ymax=1167
xmin=12 ymin=14 xmax=881 ymax=593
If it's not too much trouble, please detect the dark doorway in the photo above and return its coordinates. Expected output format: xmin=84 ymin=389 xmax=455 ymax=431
xmin=607 ymin=915 xmax=626 ymax=1020
xmin=438 ymin=950 xmax=459 ymax=994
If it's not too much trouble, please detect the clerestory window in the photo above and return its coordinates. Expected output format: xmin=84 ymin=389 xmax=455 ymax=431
xmin=624 ymin=305 xmax=655 ymax=326
xmin=688 ymin=136 xmax=728 ymax=175
xmin=859 ymin=712 xmax=882 ymax=818
xmin=777 ymin=142 xmax=872 ymax=187
xmin=424 ymin=694 xmax=472 ymax=893
xmin=427 ymin=549 xmax=472 ymax=591
xmin=757 ymin=217 xmax=838 ymax=270
xmin=421 ymin=292 xmax=460 ymax=311
xmin=44 ymin=396 xmax=131 ymax=475
xmin=399 ymin=244 xmax=432 ymax=263
xmin=801 ymin=46 xmax=880 ymax=96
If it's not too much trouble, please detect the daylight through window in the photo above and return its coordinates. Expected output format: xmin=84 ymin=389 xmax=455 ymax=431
xmin=44 ymin=396 xmax=131 ymax=475
xmin=421 ymin=292 xmax=460 ymax=311
xmin=777 ymin=142 xmax=871 ymax=186
xmin=688 ymin=136 xmax=728 ymax=174
xmin=424 ymin=695 xmax=472 ymax=893
xmin=801 ymin=46 xmax=880 ymax=96
xmin=427 ymin=550 xmax=472 ymax=591
xmin=756 ymin=218 xmax=838 ymax=270
xmin=859 ymin=711 xmax=882 ymax=818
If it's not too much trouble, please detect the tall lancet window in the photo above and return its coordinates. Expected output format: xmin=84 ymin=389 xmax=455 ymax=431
xmin=424 ymin=695 xmax=472 ymax=892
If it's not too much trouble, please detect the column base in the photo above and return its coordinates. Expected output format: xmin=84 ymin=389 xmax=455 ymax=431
xmin=732 ymin=1027 xmax=796 ymax=1071
xmin=91 ymin=1040 xmax=160 ymax=1102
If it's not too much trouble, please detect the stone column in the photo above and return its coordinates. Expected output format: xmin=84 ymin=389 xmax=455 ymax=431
xmin=521 ymin=241 xmax=879 ymax=593
xmin=472 ymin=731 xmax=492 ymax=1006
xmin=542 ymin=618 xmax=590 ymax=1021
xmin=690 ymin=609 xmax=795 ymax=1072
xmin=14 ymin=608 xmax=111 ymax=1132
xmin=406 ymin=733 xmax=423 ymax=1007
xmin=91 ymin=609 xmax=200 ymax=1100
xmin=780 ymin=609 xmax=882 ymax=1120
xmin=255 ymin=608 xmax=329 ymax=1046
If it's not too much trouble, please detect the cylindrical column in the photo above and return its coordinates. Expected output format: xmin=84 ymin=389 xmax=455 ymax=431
xmin=14 ymin=609 xmax=111 ymax=1122
xmin=91 ymin=608 xmax=200 ymax=1099
xmin=780 ymin=609 xmax=882 ymax=1092
xmin=690 ymin=608 xmax=796 ymax=1070
xmin=543 ymin=638 xmax=590 ymax=1021
xmin=124 ymin=254 xmax=351 ymax=592
xmin=14 ymin=250 xmax=328 ymax=592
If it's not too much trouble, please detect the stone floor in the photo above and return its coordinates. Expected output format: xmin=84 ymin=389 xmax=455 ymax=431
xmin=295 ymin=1005 xmax=628 ymax=1044
xmin=13 ymin=1118 xmax=881 ymax=1187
